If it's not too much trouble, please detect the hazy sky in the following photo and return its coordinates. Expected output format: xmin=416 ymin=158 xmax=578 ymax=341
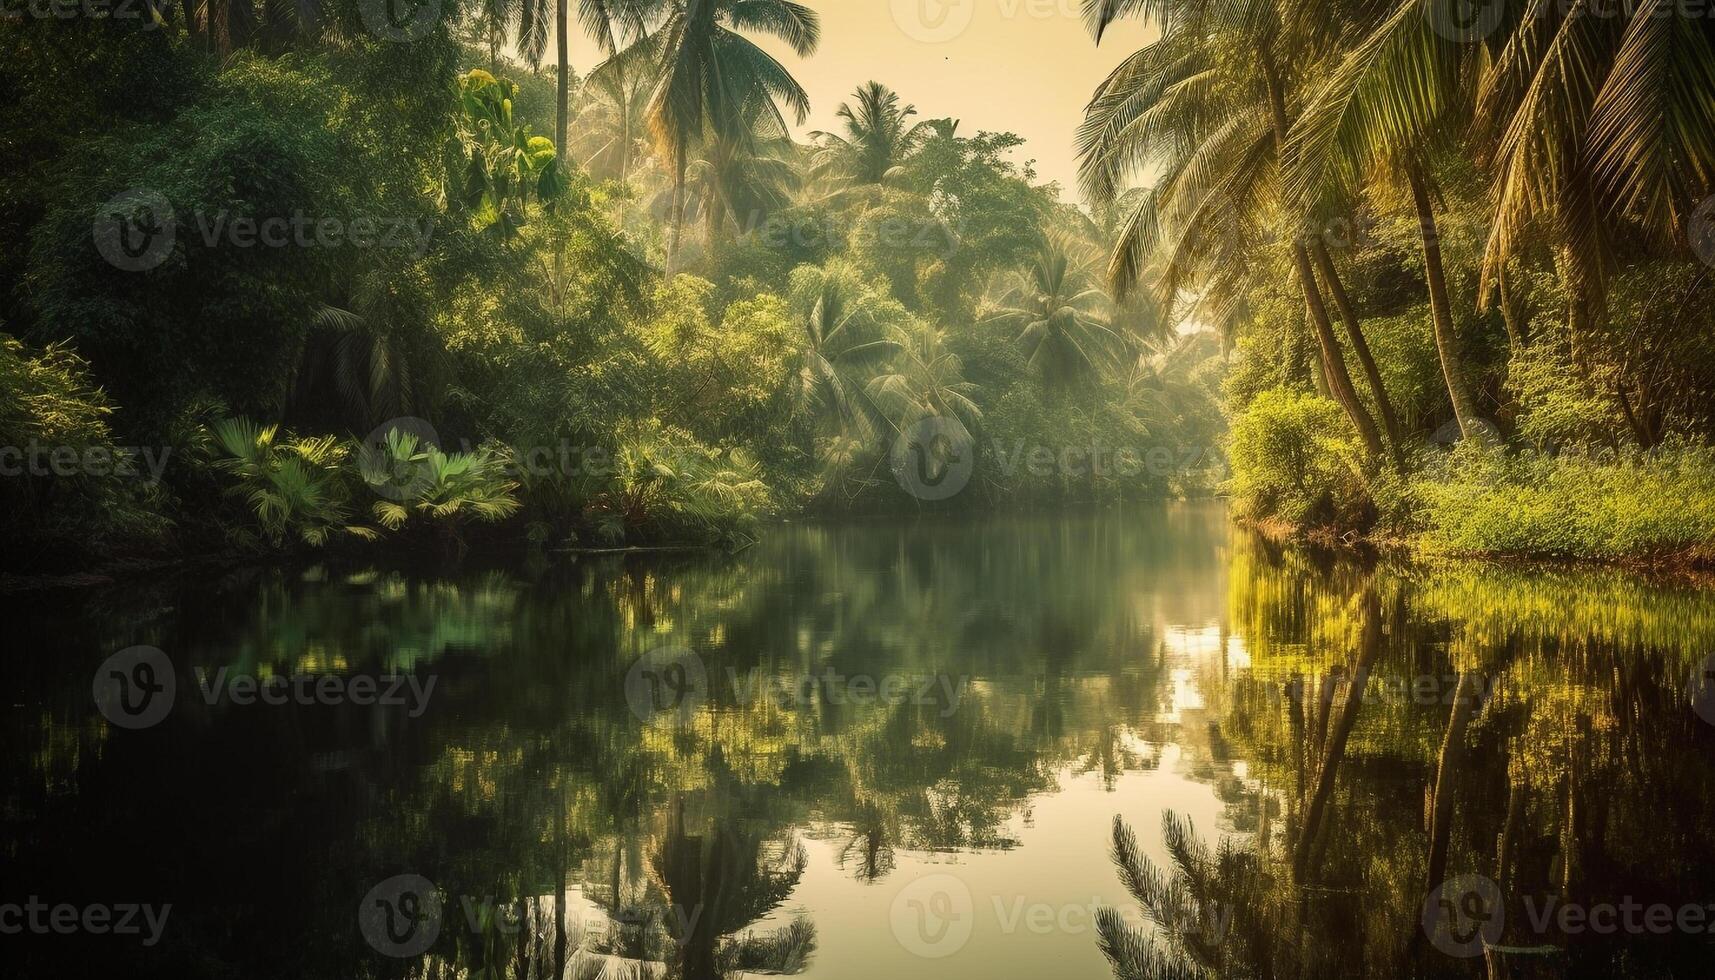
xmin=563 ymin=1 xmax=1154 ymax=202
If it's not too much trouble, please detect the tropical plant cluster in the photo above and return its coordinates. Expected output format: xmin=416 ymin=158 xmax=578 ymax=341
xmin=1 ymin=6 xmax=1223 ymax=572
xmin=1078 ymin=0 xmax=1715 ymax=561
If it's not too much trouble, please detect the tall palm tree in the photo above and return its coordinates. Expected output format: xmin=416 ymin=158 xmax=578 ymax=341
xmin=639 ymin=0 xmax=821 ymax=264
xmin=575 ymin=34 xmax=659 ymax=181
xmin=1078 ymin=1 xmax=1390 ymax=459
xmin=982 ymin=236 xmax=1130 ymax=387
xmin=1284 ymin=0 xmax=1715 ymax=439
xmin=809 ymin=81 xmax=934 ymax=186
xmin=555 ymin=2 xmax=661 ymax=177
xmin=788 ymin=261 xmax=901 ymax=439
xmin=865 ymin=319 xmax=984 ymax=436
xmin=685 ymin=113 xmax=801 ymax=244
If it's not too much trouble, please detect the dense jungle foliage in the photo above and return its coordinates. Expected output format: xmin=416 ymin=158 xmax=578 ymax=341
xmin=5 ymin=1 xmax=1715 ymax=571
xmin=0 ymin=8 xmax=1223 ymax=572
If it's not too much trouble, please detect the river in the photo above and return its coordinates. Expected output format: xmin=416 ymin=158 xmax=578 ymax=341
xmin=6 ymin=502 xmax=1714 ymax=978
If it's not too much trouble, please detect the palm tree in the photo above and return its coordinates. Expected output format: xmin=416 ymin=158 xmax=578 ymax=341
xmin=982 ymin=236 xmax=1130 ymax=387
xmin=639 ymin=0 xmax=821 ymax=265
xmin=1281 ymin=0 xmax=1493 ymax=440
xmin=810 ymin=82 xmax=934 ymax=186
xmin=865 ymin=319 xmax=984 ymax=436
xmin=575 ymin=34 xmax=659 ymax=181
xmin=787 ymin=261 xmax=901 ymax=439
xmin=1077 ymin=1 xmax=1391 ymax=460
xmin=1284 ymin=0 xmax=1715 ymax=440
xmin=462 ymin=0 xmax=554 ymax=69
xmin=555 ymin=2 xmax=660 ymax=182
xmin=685 ymin=113 xmax=801 ymax=245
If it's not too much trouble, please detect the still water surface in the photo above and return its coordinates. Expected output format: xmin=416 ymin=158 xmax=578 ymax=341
xmin=6 ymin=503 xmax=1715 ymax=978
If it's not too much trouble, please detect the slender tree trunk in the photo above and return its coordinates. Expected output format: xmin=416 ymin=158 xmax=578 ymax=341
xmin=1283 ymin=310 xmax=1311 ymax=387
xmin=1297 ymin=244 xmax=1385 ymax=456
xmin=1259 ymin=55 xmax=1385 ymax=458
xmin=1293 ymin=589 xmax=1382 ymax=875
xmin=1496 ymin=776 xmax=1526 ymax=892
xmin=619 ymin=108 xmax=633 ymax=183
xmin=1408 ymin=163 xmax=1481 ymax=440
xmin=555 ymin=0 xmax=570 ymax=154
xmin=1424 ymin=672 xmax=1481 ymax=895
xmin=669 ymin=154 xmax=687 ymax=269
xmin=1313 ymin=242 xmax=1405 ymax=463
xmin=1497 ymin=261 xmax=1529 ymax=354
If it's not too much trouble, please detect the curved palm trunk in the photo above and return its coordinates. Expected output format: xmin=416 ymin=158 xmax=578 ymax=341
xmin=1293 ymin=589 xmax=1381 ymax=875
xmin=1260 ymin=57 xmax=1385 ymax=459
xmin=1408 ymin=163 xmax=1481 ymax=439
xmin=1424 ymin=671 xmax=1481 ymax=896
xmin=1295 ymin=244 xmax=1385 ymax=458
xmin=1313 ymin=242 xmax=1405 ymax=463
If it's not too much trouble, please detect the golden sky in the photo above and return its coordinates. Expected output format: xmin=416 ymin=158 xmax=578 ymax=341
xmin=565 ymin=1 xmax=1154 ymax=202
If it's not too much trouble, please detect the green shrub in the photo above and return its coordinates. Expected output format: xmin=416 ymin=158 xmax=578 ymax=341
xmin=584 ymin=420 xmax=771 ymax=546
xmin=206 ymin=418 xmax=376 ymax=550
xmin=206 ymin=419 xmax=520 ymax=553
xmin=1410 ymin=439 xmax=1715 ymax=561
xmin=0 ymin=334 xmax=169 ymax=567
xmin=1225 ymin=389 xmax=1371 ymax=528
xmin=357 ymin=427 xmax=521 ymax=542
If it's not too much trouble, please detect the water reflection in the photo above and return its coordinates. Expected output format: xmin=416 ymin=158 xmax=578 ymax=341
xmin=3 ymin=506 xmax=1712 ymax=979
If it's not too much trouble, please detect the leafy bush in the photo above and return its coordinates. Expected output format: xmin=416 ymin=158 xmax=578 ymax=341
xmin=584 ymin=420 xmax=770 ymax=546
xmin=0 ymin=334 xmax=169 ymax=568
xmin=357 ymin=428 xmax=521 ymax=541
xmin=1408 ymin=440 xmax=1715 ymax=562
xmin=1225 ymin=389 xmax=1371 ymax=528
xmin=206 ymin=419 xmax=520 ymax=553
xmin=206 ymin=418 xmax=376 ymax=550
